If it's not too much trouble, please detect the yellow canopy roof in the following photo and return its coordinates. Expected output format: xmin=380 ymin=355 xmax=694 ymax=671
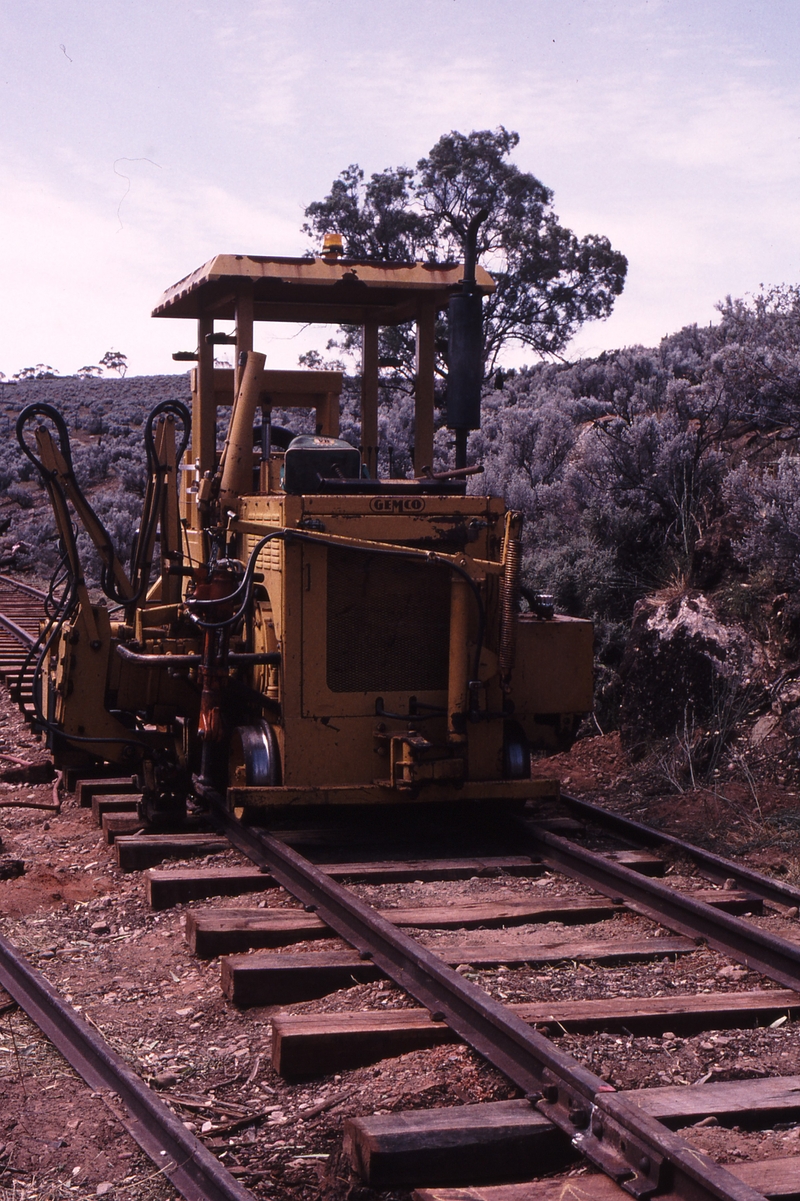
xmin=152 ymin=254 xmax=495 ymax=326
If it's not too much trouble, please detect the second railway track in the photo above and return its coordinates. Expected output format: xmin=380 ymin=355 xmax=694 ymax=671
xmin=2 ymin=577 xmax=800 ymax=1201
xmin=0 ymin=573 xmax=48 ymax=727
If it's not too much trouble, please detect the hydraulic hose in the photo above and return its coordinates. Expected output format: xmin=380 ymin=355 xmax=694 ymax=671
xmin=128 ymin=399 xmax=191 ymax=606
xmin=185 ymin=528 xmax=487 ymax=693
xmin=16 ymin=404 xmax=128 ymax=602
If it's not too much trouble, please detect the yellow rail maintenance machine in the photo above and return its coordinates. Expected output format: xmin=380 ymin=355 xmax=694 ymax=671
xmin=17 ymin=242 xmax=593 ymax=824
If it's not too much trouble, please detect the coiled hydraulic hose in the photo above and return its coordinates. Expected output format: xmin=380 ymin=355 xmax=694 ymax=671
xmin=128 ymin=400 xmax=191 ymax=605
xmin=16 ymin=403 xmax=123 ymax=598
xmin=16 ymin=399 xmax=191 ymax=608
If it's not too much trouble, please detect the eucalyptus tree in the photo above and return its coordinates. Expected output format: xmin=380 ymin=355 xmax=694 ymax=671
xmin=303 ymin=127 xmax=628 ymax=385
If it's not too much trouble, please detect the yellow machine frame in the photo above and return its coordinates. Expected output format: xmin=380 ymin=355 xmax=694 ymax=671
xmin=23 ymin=249 xmax=593 ymax=822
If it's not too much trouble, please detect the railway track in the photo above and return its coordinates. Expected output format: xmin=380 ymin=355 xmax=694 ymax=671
xmin=2 ymin=576 xmax=800 ymax=1201
xmin=0 ymin=573 xmax=48 ymax=726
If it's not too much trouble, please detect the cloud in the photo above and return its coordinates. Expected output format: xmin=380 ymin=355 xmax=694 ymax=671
xmin=3 ymin=0 xmax=800 ymax=380
xmin=0 ymin=152 xmax=302 ymax=376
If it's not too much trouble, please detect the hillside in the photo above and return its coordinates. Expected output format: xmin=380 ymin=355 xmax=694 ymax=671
xmin=0 ymin=374 xmax=193 ymax=588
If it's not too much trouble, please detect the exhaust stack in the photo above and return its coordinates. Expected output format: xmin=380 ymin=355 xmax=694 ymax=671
xmin=446 ymin=208 xmax=489 ymax=469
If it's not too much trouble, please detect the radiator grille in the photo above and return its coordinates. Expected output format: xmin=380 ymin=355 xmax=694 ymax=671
xmin=246 ymin=532 xmax=281 ymax=574
xmin=326 ymin=548 xmax=450 ymax=693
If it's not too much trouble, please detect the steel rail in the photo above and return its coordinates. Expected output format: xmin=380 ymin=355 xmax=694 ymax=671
xmin=0 ymin=574 xmax=43 ymax=647
xmin=0 ymin=610 xmax=36 ymax=647
xmin=521 ymin=821 xmax=800 ymax=992
xmin=0 ymin=931 xmax=255 ymax=1201
xmin=0 ymin=573 xmax=48 ymax=600
xmin=561 ymin=793 xmax=800 ymax=910
xmin=214 ymin=803 xmax=763 ymax=1201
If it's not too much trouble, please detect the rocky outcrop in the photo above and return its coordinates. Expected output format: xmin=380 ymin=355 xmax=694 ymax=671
xmin=618 ymin=591 xmax=765 ymax=753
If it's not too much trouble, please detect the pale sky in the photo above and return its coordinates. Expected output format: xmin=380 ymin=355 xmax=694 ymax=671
xmin=2 ymin=0 xmax=799 ymax=378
